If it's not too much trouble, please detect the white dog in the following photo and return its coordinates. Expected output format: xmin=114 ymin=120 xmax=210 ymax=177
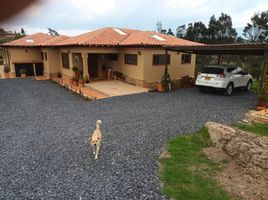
xmin=90 ymin=120 xmax=102 ymax=159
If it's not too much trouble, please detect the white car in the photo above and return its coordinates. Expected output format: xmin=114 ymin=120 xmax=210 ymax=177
xmin=195 ymin=65 xmax=253 ymax=95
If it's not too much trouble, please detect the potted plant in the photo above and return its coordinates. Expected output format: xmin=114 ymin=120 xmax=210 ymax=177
xmin=57 ymin=72 xmax=62 ymax=78
xmin=101 ymin=65 xmax=107 ymax=79
xmin=4 ymin=65 xmax=10 ymax=78
xmin=78 ymin=70 xmax=84 ymax=87
xmin=83 ymin=74 xmax=89 ymax=84
xmin=19 ymin=69 xmax=27 ymax=78
xmin=72 ymin=66 xmax=79 ymax=79
xmin=158 ymin=67 xmax=171 ymax=92
xmin=113 ymin=71 xmax=122 ymax=80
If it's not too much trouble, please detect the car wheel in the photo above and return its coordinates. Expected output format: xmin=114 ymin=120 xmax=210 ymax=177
xmin=224 ymin=83 xmax=233 ymax=96
xmin=245 ymin=80 xmax=252 ymax=91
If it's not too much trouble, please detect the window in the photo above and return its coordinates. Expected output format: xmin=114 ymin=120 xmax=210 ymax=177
xmin=230 ymin=67 xmax=244 ymax=75
xmin=61 ymin=53 xmax=70 ymax=69
xmin=227 ymin=67 xmax=236 ymax=73
xmin=202 ymin=67 xmax=224 ymax=74
xmin=125 ymin=54 xmax=137 ymax=65
xmin=181 ymin=54 xmax=191 ymax=64
xmin=45 ymin=52 xmax=47 ymax=61
xmin=153 ymin=54 xmax=170 ymax=65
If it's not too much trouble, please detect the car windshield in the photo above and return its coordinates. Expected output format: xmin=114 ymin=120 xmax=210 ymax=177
xmin=202 ymin=67 xmax=224 ymax=74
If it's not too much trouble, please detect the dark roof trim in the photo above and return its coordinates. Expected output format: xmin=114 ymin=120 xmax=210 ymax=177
xmin=164 ymin=43 xmax=268 ymax=55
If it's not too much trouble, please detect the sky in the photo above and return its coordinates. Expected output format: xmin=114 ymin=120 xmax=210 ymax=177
xmin=1 ymin=0 xmax=268 ymax=36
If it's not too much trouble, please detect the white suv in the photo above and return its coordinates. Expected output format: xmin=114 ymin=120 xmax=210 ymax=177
xmin=195 ymin=65 xmax=253 ymax=95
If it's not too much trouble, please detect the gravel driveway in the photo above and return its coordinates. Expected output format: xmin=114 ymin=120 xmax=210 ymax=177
xmin=0 ymin=79 xmax=255 ymax=199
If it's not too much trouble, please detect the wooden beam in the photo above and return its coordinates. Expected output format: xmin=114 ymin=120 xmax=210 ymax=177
xmin=165 ymin=49 xmax=168 ymax=70
xmin=217 ymin=54 xmax=222 ymax=64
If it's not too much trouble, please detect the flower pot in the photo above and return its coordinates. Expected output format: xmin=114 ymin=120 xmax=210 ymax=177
xmin=101 ymin=71 xmax=107 ymax=79
xmin=107 ymin=70 xmax=112 ymax=79
xmin=21 ymin=74 xmax=26 ymax=78
xmin=79 ymin=80 xmax=84 ymax=87
xmin=157 ymin=83 xmax=165 ymax=92
xmin=256 ymin=106 xmax=266 ymax=111
xmin=257 ymin=99 xmax=266 ymax=107
xmin=4 ymin=73 xmax=10 ymax=78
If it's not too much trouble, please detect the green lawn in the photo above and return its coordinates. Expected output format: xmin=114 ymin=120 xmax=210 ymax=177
xmin=236 ymin=122 xmax=268 ymax=136
xmin=159 ymin=128 xmax=235 ymax=200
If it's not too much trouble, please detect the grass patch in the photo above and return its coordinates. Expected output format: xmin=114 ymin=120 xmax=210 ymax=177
xmin=159 ymin=128 xmax=235 ymax=200
xmin=236 ymin=122 xmax=268 ymax=136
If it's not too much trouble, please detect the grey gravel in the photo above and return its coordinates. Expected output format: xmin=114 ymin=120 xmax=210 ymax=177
xmin=0 ymin=78 xmax=255 ymax=200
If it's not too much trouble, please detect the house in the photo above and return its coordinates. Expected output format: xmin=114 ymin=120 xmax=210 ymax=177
xmin=2 ymin=27 xmax=200 ymax=88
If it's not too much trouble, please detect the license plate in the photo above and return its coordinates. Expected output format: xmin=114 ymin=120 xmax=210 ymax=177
xmin=205 ymin=77 xmax=211 ymax=80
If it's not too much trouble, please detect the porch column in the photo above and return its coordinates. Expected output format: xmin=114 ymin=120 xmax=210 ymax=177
xmin=68 ymin=51 xmax=73 ymax=70
xmin=82 ymin=53 xmax=89 ymax=76
xmin=260 ymin=50 xmax=268 ymax=92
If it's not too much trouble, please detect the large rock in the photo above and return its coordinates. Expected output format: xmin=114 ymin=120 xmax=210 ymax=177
xmin=205 ymin=122 xmax=268 ymax=180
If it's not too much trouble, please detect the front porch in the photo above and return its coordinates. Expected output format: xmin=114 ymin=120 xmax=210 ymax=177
xmin=66 ymin=52 xmax=121 ymax=81
xmin=88 ymin=80 xmax=148 ymax=97
xmin=50 ymin=77 xmax=148 ymax=100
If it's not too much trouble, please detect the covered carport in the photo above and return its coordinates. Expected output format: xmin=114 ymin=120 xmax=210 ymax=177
xmin=164 ymin=43 xmax=268 ymax=93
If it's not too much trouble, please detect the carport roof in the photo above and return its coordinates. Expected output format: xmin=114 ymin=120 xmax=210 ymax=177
xmin=164 ymin=43 xmax=268 ymax=55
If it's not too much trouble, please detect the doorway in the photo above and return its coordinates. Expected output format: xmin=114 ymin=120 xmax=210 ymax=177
xmin=88 ymin=54 xmax=98 ymax=79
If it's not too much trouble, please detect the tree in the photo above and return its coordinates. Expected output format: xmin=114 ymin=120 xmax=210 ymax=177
xmin=184 ymin=22 xmax=207 ymax=42
xmin=207 ymin=13 xmax=237 ymax=43
xmin=167 ymin=28 xmax=174 ymax=36
xmin=48 ymin=28 xmax=59 ymax=36
xmin=243 ymin=11 xmax=268 ymax=42
xmin=21 ymin=28 xmax=25 ymax=36
xmin=161 ymin=29 xmax=167 ymax=34
xmin=176 ymin=25 xmax=187 ymax=38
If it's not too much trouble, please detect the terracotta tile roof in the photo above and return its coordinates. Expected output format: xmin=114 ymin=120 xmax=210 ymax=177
xmin=120 ymin=31 xmax=201 ymax=47
xmin=42 ymin=35 xmax=70 ymax=46
xmin=54 ymin=27 xmax=140 ymax=46
xmin=2 ymin=27 xmax=202 ymax=47
xmin=2 ymin=33 xmax=69 ymax=47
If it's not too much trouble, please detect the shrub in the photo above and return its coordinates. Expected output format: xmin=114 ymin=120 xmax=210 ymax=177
xmin=161 ymin=67 xmax=171 ymax=89
xmin=180 ymin=75 xmax=195 ymax=88
xmin=19 ymin=69 xmax=27 ymax=74
xmin=4 ymin=66 xmax=10 ymax=73
xmin=72 ymin=66 xmax=79 ymax=72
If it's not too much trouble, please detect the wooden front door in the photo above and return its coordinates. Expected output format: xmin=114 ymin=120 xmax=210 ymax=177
xmin=88 ymin=54 xmax=98 ymax=79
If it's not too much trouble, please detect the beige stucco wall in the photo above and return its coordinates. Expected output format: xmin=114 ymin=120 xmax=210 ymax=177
xmin=5 ymin=47 xmax=42 ymax=73
xmin=142 ymin=49 xmax=196 ymax=83
xmin=41 ymin=48 xmax=61 ymax=76
xmin=3 ymin=46 xmax=196 ymax=85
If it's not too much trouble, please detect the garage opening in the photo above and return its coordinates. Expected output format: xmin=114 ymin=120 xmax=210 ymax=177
xmin=15 ymin=63 xmax=34 ymax=77
xmin=14 ymin=63 xmax=44 ymax=77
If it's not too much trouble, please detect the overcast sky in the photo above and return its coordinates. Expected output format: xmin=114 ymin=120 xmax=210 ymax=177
xmin=2 ymin=0 xmax=268 ymax=36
